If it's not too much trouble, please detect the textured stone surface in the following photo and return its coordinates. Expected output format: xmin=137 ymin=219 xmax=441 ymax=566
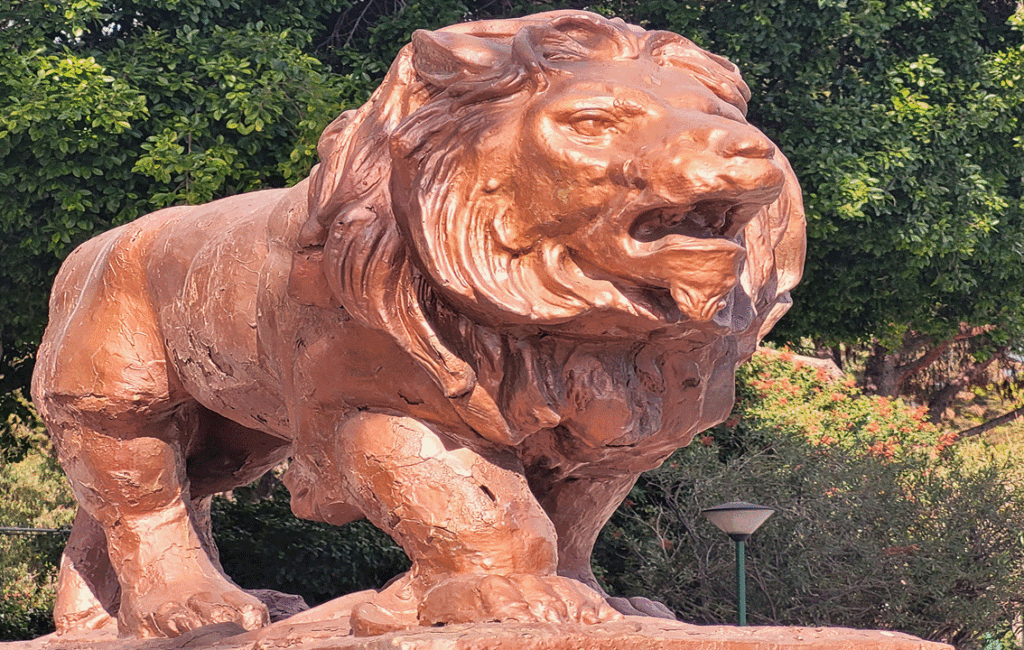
xmin=29 ymin=8 xmax=807 ymax=639
xmin=2 ymin=616 xmax=951 ymax=650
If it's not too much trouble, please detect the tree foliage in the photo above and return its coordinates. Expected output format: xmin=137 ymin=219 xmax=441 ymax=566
xmin=624 ymin=0 xmax=1023 ymax=411
xmin=0 ymin=0 xmax=371 ymax=395
xmin=633 ymin=0 xmax=1023 ymax=349
xmin=3 ymin=0 xmax=1022 ymax=418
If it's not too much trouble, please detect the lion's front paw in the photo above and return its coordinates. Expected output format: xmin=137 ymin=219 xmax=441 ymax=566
xmin=418 ymin=574 xmax=622 ymax=627
xmin=121 ymin=581 xmax=269 ymax=638
xmin=55 ymin=605 xmax=117 ymax=635
xmin=245 ymin=588 xmax=309 ymax=622
xmin=606 ymin=595 xmax=676 ymax=619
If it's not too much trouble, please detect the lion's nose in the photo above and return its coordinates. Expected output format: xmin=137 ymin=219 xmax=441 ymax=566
xmin=623 ymin=116 xmax=784 ymax=211
xmin=713 ymin=125 xmax=776 ymax=159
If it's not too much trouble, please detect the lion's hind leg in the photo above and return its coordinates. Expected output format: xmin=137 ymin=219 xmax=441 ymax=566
xmin=36 ymin=395 xmax=270 ymax=638
xmin=186 ymin=412 xmax=307 ymax=623
xmin=321 ymin=412 xmax=620 ymax=635
xmin=53 ymin=508 xmax=120 ymax=634
xmin=32 ymin=223 xmax=267 ymax=638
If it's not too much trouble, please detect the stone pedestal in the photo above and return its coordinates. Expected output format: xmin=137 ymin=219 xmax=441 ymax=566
xmin=1 ymin=595 xmax=952 ymax=650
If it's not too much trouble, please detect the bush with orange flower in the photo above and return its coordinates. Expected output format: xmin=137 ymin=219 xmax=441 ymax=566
xmin=595 ymin=350 xmax=1024 ymax=649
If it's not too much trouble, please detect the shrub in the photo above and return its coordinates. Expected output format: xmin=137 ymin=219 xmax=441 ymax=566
xmin=212 ymin=480 xmax=409 ymax=606
xmin=0 ymin=423 xmax=74 ymax=641
xmin=0 ymin=572 xmax=59 ymax=641
xmin=595 ymin=350 xmax=1024 ymax=648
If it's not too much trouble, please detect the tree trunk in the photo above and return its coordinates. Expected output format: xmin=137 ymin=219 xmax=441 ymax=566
xmin=926 ymin=354 xmax=999 ymax=423
xmin=864 ymin=343 xmax=899 ymax=396
xmin=927 ymin=382 xmax=963 ymax=423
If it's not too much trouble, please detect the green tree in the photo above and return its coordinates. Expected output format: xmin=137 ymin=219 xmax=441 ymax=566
xmin=629 ymin=0 xmax=1024 ymax=412
xmin=0 ymin=0 xmax=375 ymax=404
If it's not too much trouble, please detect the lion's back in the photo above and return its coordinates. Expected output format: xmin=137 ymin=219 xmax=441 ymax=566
xmin=145 ymin=186 xmax=304 ymax=432
xmin=32 ymin=204 xmax=196 ymax=418
xmin=32 ymin=186 xmax=304 ymax=434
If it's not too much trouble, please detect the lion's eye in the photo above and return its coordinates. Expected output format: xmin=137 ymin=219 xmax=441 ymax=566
xmin=568 ymin=111 xmax=620 ymax=137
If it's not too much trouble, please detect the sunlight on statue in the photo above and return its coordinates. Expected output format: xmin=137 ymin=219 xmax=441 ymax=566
xmin=32 ymin=10 xmax=804 ymax=639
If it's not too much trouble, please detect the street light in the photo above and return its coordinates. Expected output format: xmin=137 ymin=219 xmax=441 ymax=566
xmin=702 ymin=501 xmax=775 ymax=626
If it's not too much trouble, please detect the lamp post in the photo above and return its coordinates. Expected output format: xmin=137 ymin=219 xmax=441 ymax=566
xmin=702 ymin=501 xmax=775 ymax=626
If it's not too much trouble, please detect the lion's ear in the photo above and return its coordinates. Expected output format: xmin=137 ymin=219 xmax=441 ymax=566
xmin=411 ymin=30 xmax=511 ymax=88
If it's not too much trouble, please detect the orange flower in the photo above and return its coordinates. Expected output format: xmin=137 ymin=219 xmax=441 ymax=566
xmin=934 ymin=432 xmax=959 ymax=453
xmin=874 ymin=397 xmax=892 ymax=418
xmin=867 ymin=439 xmax=897 ymax=459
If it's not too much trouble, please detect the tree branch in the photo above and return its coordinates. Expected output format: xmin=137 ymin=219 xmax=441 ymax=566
xmin=893 ymin=324 xmax=997 ymax=393
xmin=956 ymin=405 xmax=1024 ymax=440
xmin=894 ymin=338 xmax=952 ymax=389
xmin=757 ymin=348 xmax=844 ymax=381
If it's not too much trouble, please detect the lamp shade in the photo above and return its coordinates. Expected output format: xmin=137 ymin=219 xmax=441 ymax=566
xmin=702 ymin=501 xmax=775 ymax=540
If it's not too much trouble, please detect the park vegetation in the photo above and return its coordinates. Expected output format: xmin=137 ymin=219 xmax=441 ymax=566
xmin=596 ymin=350 xmax=1024 ymax=647
xmin=1 ymin=0 xmax=1023 ymax=646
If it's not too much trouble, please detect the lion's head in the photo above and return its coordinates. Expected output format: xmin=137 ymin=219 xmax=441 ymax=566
xmin=296 ymin=10 xmax=804 ymax=404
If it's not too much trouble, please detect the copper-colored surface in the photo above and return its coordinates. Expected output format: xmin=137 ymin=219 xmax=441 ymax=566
xmin=31 ymin=11 xmax=805 ymax=639
xmin=3 ymin=618 xmax=952 ymax=650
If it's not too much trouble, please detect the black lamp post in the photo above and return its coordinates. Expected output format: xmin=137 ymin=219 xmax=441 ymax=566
xmin=701 ymin=501 xmax=775 ymax=626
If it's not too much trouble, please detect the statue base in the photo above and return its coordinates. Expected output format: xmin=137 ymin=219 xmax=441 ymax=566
xmin=1 ymin=593 xmax=952 ymax=650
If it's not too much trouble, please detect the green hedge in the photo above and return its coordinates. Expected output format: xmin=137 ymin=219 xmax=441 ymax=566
xmin=212 ymin=482 xmax=409 ymax=606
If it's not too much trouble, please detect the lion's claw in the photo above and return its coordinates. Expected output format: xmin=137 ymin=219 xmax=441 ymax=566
xmin=418 ymin=574 xmax=622 ymax=627
xmin=125 ymin=584 xmax=268 ymax=638
xmin=606 ymin=595 xmax=676 ymax=620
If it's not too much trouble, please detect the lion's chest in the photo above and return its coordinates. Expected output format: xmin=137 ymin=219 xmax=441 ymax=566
xmin=286 ymin=316 xmax=471 ymax=436
xmin=518 ymin=337 xmax=739 ymax=473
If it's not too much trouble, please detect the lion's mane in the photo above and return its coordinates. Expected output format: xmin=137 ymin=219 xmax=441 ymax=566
xmin=293 ymin=11 xmax=805 ymax=446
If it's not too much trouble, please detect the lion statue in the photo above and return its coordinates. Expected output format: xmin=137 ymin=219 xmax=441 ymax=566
xmin=31 ymin=10 xmax=805 ymax=639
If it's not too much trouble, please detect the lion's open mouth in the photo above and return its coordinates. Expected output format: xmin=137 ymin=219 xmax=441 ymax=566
xmin=629 ymin=199 xmax=762 ymax=243
xmin=597 ymin=198 xmax=765 ymax=326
